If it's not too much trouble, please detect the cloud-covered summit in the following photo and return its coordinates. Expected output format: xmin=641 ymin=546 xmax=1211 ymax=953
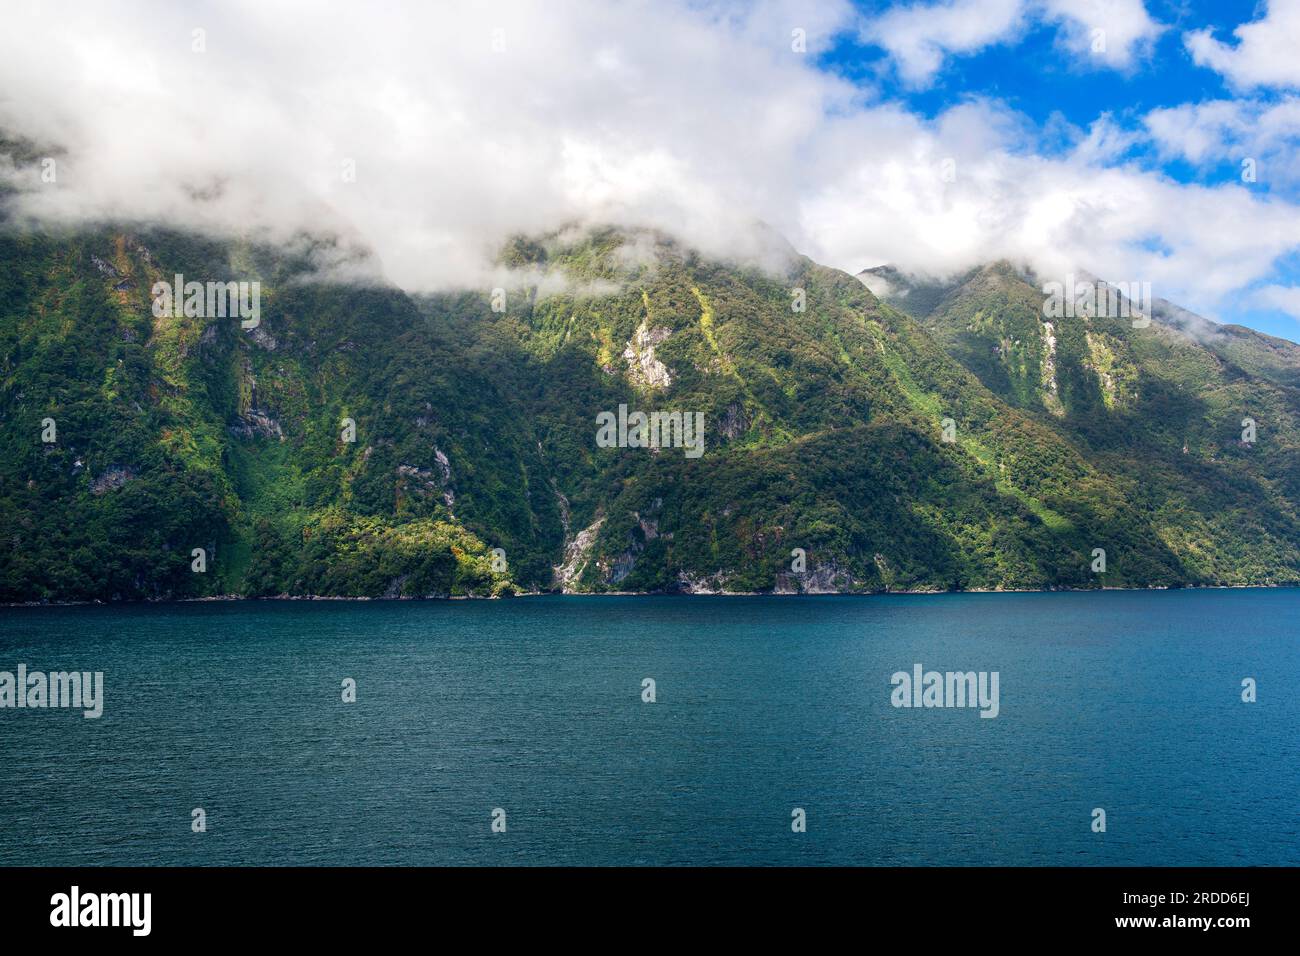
xmin=0 ymin=0 xmax=1297 ymax=336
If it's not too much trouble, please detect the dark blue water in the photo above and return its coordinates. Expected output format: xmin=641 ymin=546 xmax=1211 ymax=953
xmin=0 ymin=590 xmax=1296 ymax=866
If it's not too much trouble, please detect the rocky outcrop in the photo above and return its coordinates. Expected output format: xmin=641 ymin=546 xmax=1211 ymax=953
xmin=229 ymin=409 xmax=283 ymax=440
xmin=1040 ymin=320 xmax=1064 ymax=417
xmin=553 ymin=514 xmax=604 ymax=590
xmin=774 ymin=562 xmax=857 ymax=594
xmin=623 ymin=319 xmax=673 ymax=389
xmin=718 ymin=402 xmax=750 ymax=441
xmin=91 ymin=466 xmax=136 ymax=495
xmin=249 ymin=326 xmax=278 ymax=350
xmin=433 ymin=447 xmax=454 ymax=509
xmin=675 ymin=570 xmax=731 ymax=594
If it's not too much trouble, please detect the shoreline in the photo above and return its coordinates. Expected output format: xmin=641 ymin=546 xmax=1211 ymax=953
xmin=4 ymin=581 xmax=1298 ymax=608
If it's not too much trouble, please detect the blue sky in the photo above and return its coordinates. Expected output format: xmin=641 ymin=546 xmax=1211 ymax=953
xmin=826 ymin=1 xmax=1252 ymax=120
xmin=1 ymin=0 xmax=1296 ymax=342
xmin=809 ymin=0 xmax=1300 ymax=341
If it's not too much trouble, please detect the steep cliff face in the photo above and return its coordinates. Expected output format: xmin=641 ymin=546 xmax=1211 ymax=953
xmin=864 ymin=261 xmax=1300 ymax=586
xmin=3 ymin=224 xmax=1299 ymax=602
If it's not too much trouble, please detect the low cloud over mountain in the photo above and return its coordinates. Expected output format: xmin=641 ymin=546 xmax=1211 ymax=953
xmin=1 ymin=0 xmax=1298 ymax=335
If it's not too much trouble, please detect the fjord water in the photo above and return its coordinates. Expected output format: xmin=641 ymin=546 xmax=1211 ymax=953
xmin=0 ymin=590 xmax=1295 ymax=866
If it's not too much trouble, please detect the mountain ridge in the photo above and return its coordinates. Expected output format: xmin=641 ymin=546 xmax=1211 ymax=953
xmin=3 ymin=220 xmax=1298 ymax=601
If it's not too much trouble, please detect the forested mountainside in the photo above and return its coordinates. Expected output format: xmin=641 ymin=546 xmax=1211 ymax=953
xmin=863 ymin=261 xmax=1300 ymax=585
xmin=3 ymin=220 xmax=1298 ymax=602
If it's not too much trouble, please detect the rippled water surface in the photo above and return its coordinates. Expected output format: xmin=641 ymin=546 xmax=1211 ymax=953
xmin=1 ymin=590 xmax=1295 ymax=865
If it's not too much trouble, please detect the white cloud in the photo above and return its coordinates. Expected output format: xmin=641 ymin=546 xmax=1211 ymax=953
xmin=1042 ymin=0 xmax=1164 ymax=69
xmin=860 ymin=0 xmax=1028 ymax=86
xmin=861 ymin=0 xmax=1160 ymax=86
xmin=1250 ymin=284 xmax=1300 ymax=319
xmin=1185 ymin=0 xmax=1300 ymax=90
xmin=0 ymin=0 xmax=862 ymax=290
xmin=1145 ymin=100 xmax=1253 ymax=164
xmin=0 ymin=0 xmax=1295 ymax=329
xmin=798 ymin=106 xmax=1300 ymax=315
xmin=1145 ymin=97 xmax=1300 ymax=185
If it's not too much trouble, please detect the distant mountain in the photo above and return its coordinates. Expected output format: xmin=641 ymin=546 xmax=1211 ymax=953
xmin=3 ymin=216 xmax=1298 ymax=602
xmin=861 ymin=260 xmax=1300 ymax=586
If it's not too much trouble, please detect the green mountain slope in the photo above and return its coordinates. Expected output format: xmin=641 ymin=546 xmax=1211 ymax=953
xmin=2 ymin=221 xmax=1297 ymax=602
xmin=863 ymin=261 xmax=1300 ymax=586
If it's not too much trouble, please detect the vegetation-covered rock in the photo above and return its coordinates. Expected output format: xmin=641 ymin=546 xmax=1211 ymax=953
xmin=3 ymin=224 xmax=1298 ymax=601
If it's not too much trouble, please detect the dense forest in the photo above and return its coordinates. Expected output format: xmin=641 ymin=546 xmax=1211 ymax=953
xmin=2 ymin=219 xmax=1299 ymax=601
